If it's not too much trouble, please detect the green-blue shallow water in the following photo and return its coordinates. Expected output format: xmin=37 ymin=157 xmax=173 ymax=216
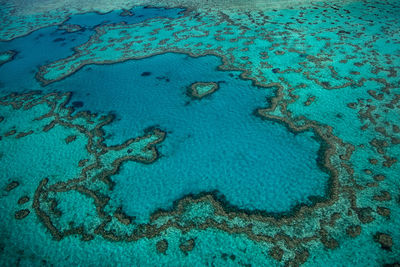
xmin=0 ymin=1 xmax=399 ymax=266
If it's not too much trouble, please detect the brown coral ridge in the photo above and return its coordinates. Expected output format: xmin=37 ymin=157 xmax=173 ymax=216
xmin=32 ymin=166 xmax=331 ymax=262
xmin=32 ymin=177 xmax=332 ymax=266
xmin=187 ymin=81 xmax=219 ymax=99
xmin=257 ymin=75 xmax=395 ymax=228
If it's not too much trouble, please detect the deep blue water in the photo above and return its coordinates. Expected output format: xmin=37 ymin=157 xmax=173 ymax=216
xmin=0 ymin=26 xmax=88 ymax=91
xmin=64 ymin=6 xmax=184 ymax=29
xmin=0 ymin=6 xmax=183 ymax=93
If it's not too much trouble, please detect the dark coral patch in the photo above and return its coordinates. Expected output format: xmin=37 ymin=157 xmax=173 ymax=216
xmin=355 ymin=207 xmax=375 ymax=224
xmin=269 ymin=246 xmax=284 ymax=261
xmin=72 ymin=101 xmax=84 ymax=108
xmin=374 ymin=232 xmax=393 ymax=251
xmin=373 ymin=174 xmax=386 ymax=181
xmin=376 ymin=207 xmax=390 ymax=217
xmin=179 ymin=239 xmax=195 ymax=255
xmin=187 ymin=81 xmax=219 ymax=99
xmin=53 ymin=38 xmax=66 ymax=42
xmin=65 ymin=135 xmax=77 ymax=144
xmin=15 ymin=209 xmax=30 ymax=220
xmin=141 ymin=71 xmax=151 ymax=76
xmin=346 ymin=225 xmax=361 ymax=238
xmin=120 ymin=9 xmax=134 ymax=17
xmin=114 ymin=207 xmax=135 ymax=225
xmin=156 ymin=239 xmax=168 ymax=255
xmin=5 ymin=181 xmax=19 ymax=192
xmin=18 ymin=196 xmax=30 ymax=205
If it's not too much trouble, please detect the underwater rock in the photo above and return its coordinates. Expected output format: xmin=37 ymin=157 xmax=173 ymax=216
xmin=5 ymin=181 xmax=19 ymax=192
xmin=346 ymin=225 xmax=361 ymax=238
xmin=269 ymin=246 xmax=284 ymax=261
xmin=65 ymin=135 xmax=77 ymax=144
xmin=156 ymin=239 xmax=168 ymax=255
xmin=374 ymin=232 xmax=393 ymax=251
xmin=355 ymin=207 xmax=375 ymax=224
xmin=187 ymin=82 xmax=219 ymax=99
xmin=15 ymin=209 xmax=30 ymax=220
xmin=17 ymin=196 xmax=30 ymax=205
xmin=179 ymin=239 xmax=195 ymax=255
xmin=373 ymin=191 xmax=392 ymax=202
xmin=141 ymin=71 xmax=151 ymax=76
xmin=376 ymin=207 xmax=391 ymax=217
xmin=373 ymin=174 xmax=386 ymax=181
xmin=114 ymin=207 xmax=134 ymax=225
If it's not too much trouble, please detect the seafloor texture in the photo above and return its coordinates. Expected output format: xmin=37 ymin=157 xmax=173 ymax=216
xmin=0 ymin=0 xmax=399 ymax=266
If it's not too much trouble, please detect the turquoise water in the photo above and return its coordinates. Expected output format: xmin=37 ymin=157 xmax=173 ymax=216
xmin=56 ymin=53 xmax=327 ymax=220
xmin=0 ymin=13 xmax=328 ymax=218
xmin=0 ymin=1 xmax=399 ymax=266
